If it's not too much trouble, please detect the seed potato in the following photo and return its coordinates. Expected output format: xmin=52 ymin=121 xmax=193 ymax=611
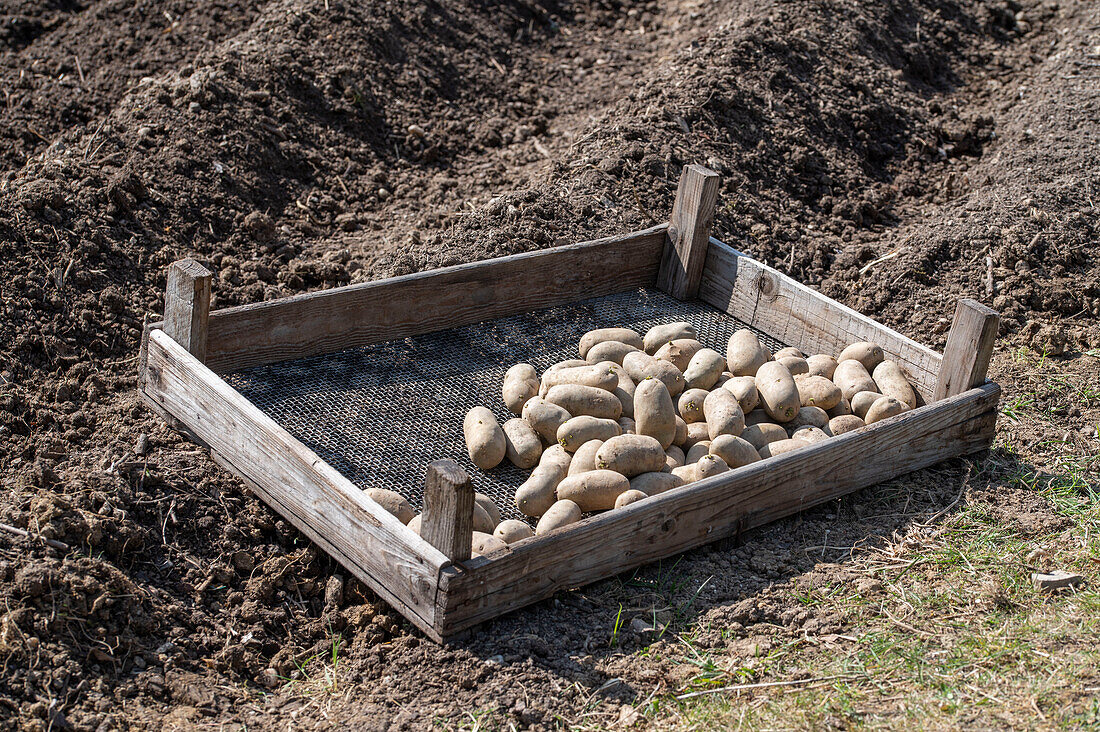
xmin=567 ymin=439 xmax=605 ymax=476
xmin=515 ymin=445 xmax=571 ymax=516
xmin=540 ymin=362 xmax=617 ymax=396
xmin=774 ymin=346 xmax=804 ymax=360
xmin=545 ymin=384 xmax=622 ymax=420
xmin=502 ymin=363 xmax=539 ymax=415
xmin=655 ymin=338 xmax=704 ymax=372
xmin=671 ymin=464 xmax=697 ymax=484
xmin=805 ymin=354 xmax=838 ymax=379
xmin=556 ymin=469 xmax=630 ymax=511
xmin=708 ymin=434 xmax=760 ymax=469
xmin=755 ymin=361 xmax=801 ymax=423
xmin=791 ymin=425 xmax=829 ymax=444
xmin=696 ymin=454 xmax=729 ymax=479
xmin=827 ymin=398 xmax=852 ymax=417
xmin=608 ymin=363 xmax=636 ymax=418
xmin=536 ymin=499 xmax=583 ymax=534
xmin=644 ymin=322 xmax=698 ymax=354
xmin=864 ymin=395 xmax=908 ymax=424
xmin=622 ymin=351 xmax=686 ymax=397
xmin=665 ymin=445 xmax=686 ymax=468
xmin=472 ymin=531 xmax=508 ymax=557
xmin=673 ymin=416 xmax=688 ymax=446
xmin=634 ymin=377 xmax=677 ymax=449
xmin=704 ymin=387 xmax=746 ymax=438
xmin=557 ymin=415 xmax=622 ymax=452
xmin=828 ymin=414 xmax=865 ymax=435
xmin=776 ymin=355 xmax=809 ymax=375
xmin=744 ymin=408 xmax=772 ymax=426
xmin=366 ymin=488 xmax=415 ymax=525
xmin=787 ymin=406 xmax=829 ymax=430
xmin=615 ymin=489 xmax=650 ymax=508
xmin=585 ymin=340 xmax=640 ymax=365
xmin=759 ymin=438 xmax=806 ymax=459
xmin=502 ymin=417 xmax=543 ymax=469
xmin=685 ymin=441 xmax=711 ymax=464
xmin=521 ymin=397 xmax=572 ymax=445
xmin=629 ymin=471 xmax=684 ymax=496
xmin=794 ymin=374 xmax=842 ymax=410
xmin=832 ymin=359 xmax=879 ymax=401
xmin=596 ymin=434 xmax=666 ymax=477
xmin=474 ymin=492 xmax=501 ymax=527
xmin=872 ymin=360 xmax=917 ymax=409
xmin=722 ymin=376 xmax=759 ymax=413
xmin=678 ymin=388 xmax=709 ymax=424
xmin=472 ymin=502 xmax=496 ymax=533
xmin=494 ymin=519 xmax=534 ymax=544
xmin=837 ymin=341 xmax=885 ymax=371
xmin=683 ymin=347 xmax=727 ymax=390
xmin=682 ymin=421 xmax=710 ymax=451
xmin=463 ymin=406 xmax=507 ymax=469
xmin=741 ymin=422 xmax=788 ymax=450
xmin=850 ymin=390 xmax=881 ymax=419
xmin=578 ymin=328 xmax=643 ymax=359
xmin=726 ymin=329 xmax=770 ymax=377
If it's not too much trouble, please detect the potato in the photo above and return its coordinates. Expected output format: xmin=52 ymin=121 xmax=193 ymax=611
xmin=712 ymin=371 xmax=731 ymax=389
xmin=696 ymin=454 xmax=729 ymax=479
xmin=682 ymin=421 xmax=710 ymax=450
xmin=685 ymin=441 xmax=711 ymax=464
xmin=837 ymin=341 xmax=885 ymax=371
xmin=787 ymin=406 xmax=829 ymax=430
xmin=741 ymin=423 xmax=788 ymax=451
xmin=791 ymin=425 xmax=829 ymax=444
xmin=644 ymin=322 xmax=697 ymax=354
xmin=634 ymin=377 xmax=677 ymax=449
xmin=872 ymin=360 xmax=917 ymax=409
xmin=494 ymin=519 xmax=534 ymax=544
xmin=536 ymin=499 xmax=583 ymax=534
xmin=677 ymin=388 xmax=709 ymax=424
xmin=683 ymin=348 xmax=726 ymax=390
xmin=832 ymin=359 xmax=879 ymax=401
xmin=585 ymin=340 xmax=640 ymax=365
xmin=759 ymin=438 xmax=806 ymax=459
xmin=622 ymin=351 xmax=686 ymax=397
xmin=794 ymin=374 xmax=842 ymax=410
xmin=827 ymin=398 xmax=852 ymax=418
xmin=608 ymin=363 xmax=636 ymax=418
xmin=463 ymin=406 xmax=507 ymax=469
xmin=502 ymin=417 xmax=543 ymax=469
xmin=828 ymin=414 xmax=865 ymax=435
xmin=655 ymin=338 xmax=704 ymax=373
xmin=502 ymin=363 xmax=539 ymax=415
xmin=366 ymin=488 xmax=415 ymax=524
xmin=850 ymin=390 xmax=880 ymax=420
xmin=755 ymin=361 xmax=800 ymax=423
xmin=472 ymin=531 xmax=508 ymax=557
xmin=615 ymin=489 xmax=650 ymax=508
xmin=557 ymin=416 xmax=622 ymax=452
xmin=567 ymin=439 xmax=605 ymax=476
xmin=671 ymin=464 xmax=697 ymax=484
xmin=474 ymin=492 xmax=501 ymax=527
xmin=472 ymin=502 xmax=496 ymax=533
xmin=722 ymin=376 xmax=759 ymax=413
xmin=618 ymin=417 xmax=636 ymax=434
xmin=864 ymin=396 xmax=908 ymax=424
xmin=744 ymin=408 xmax=772 ymax=426
xmin=629 ymin=471 xmax=683 ymax=496
xmin=673 ymin=416 xmax=688 ymax=447
xmin=556 ymin=469 xmax=630 ymax=511
xmin=708 ymin=434 xmax=761 ymax=468
xmin=515 ymin=444 xmax=571 ymax=516
xmin=726 ymin=329 xmax=770 ymax=377
xmin=776 ymin=355 xmax=809 ymax=375
xmin=406 ymin=514 xmax=422 ymax=534
xmin=806 ymin=354 xmax=838 ymax=380
xmin=596 ymin=434 xmax=666 ymax=477
xmin=704 ymin=388 xmax=745 ymax=438
xmin=540 ymin=362 xmax=618 ymax=396
xmin=774 ymin=346 xmax=804 ymax=360
xmin=545 ymin=384 xmax=622 ymax=420
xmin=522 ymin=397 xmax=572 ymax=445
xmin=578 ymin=328 xmax=643 ymax=359
xmin=665 ymin=445 xmax=686 ymax=469
xmin=544 ymin=359 xmax=588 ymax=374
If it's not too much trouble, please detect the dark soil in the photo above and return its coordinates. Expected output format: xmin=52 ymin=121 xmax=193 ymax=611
xmin=0 ymin=0 xmax=1097 ymax=727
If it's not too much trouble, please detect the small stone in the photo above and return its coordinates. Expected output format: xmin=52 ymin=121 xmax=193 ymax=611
xmin=1032 ymin=570 xmax=1085 ymax=592
xmin=407 ymin=124 xmax=426 ymax=138
xmin=188 ymin=102 xmax=201 ymax=113
xmin=377 ymin=187 xmax=392 ymax=201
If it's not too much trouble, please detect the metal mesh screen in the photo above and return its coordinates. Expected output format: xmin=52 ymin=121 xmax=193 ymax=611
xmin=224 ymin=288 xmax=785 ymax=524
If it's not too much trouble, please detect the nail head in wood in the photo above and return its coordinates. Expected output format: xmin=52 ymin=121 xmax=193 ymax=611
xmin=933 ymin=298 xmax=999 ymax=401
xmin=657 ymin=164 xmax=721 ymax=300
xmin=422 ymin=460 xmax=475 ymax=562
xmin=164 ymin=258 xmax=212 ymax=363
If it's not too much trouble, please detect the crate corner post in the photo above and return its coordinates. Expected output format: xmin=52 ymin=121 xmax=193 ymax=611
xmin=933 ymin=298 xmax=1000 ymax=401
xmin=422 ymin=460 xmax=475 ymax=562
xmin=657 ymin=164 xmax=721 ymax=300
xmin=164 ymin=258 xmax=213 ymax=362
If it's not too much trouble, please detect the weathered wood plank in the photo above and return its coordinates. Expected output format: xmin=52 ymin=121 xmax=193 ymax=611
xmin=422 ymin=461 xmax=475 ymax=562
xmin=934 ymin=299 xmax=1000 ymax=401
xmin=164 ymin=259 xmax=212 ymax=362
xmin=435 ymin=384 xmax=999 ymax=636
xmin=657 ymin=165 xmax=720 ymax=300
xmin=141 ymin=329 xmax=449 ymax=637
xmin=204 ymin=225 xmax=668 ymax=373
xmin=698 ymin=239 xmax=943 ymax=398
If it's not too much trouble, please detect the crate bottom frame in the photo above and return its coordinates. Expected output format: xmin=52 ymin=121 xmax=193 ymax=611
xmin=139 ymin=166 xmax=1001 ymax=641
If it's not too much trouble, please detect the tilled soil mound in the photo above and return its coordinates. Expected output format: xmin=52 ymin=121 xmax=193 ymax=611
xmin=0 ymin=0 xmax=1097 ymax=727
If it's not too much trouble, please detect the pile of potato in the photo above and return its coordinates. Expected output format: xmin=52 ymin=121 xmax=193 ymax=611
xmin=376 ymin=322 xmax=918 ymax=554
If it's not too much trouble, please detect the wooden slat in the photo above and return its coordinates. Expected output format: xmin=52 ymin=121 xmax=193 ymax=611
xmin=204 ymin=225 xmax=668 ymax=373
xmin=141 ymin=329 xmax=450 ymax=638
xmin=435 ymin=384 xmax=999 ymax=636
xmin=656 ymin=165 xmax=721 ymax=300
xmin=698 ymin=239 xmax=943 ymax=398
xmin=164 ymin=259 xmax=212 ymax=362
xmin=422 ymin=461 xmax=475 ymax=562
xmin=934 ymin=299 xmax=1000 ymax=401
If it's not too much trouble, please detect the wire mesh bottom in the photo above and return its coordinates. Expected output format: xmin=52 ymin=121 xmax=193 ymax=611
xmin=224 ymin=288 xmax=786 ymax=524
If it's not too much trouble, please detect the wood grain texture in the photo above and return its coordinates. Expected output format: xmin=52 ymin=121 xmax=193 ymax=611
xmin=657 ymin=165 xmax=721 ymax=300
xmin=435 ymin=384 xmax=999 ymax=636
xmin=203 ymin=225 xmax=668 ymax=373
xmin=933 ymin=299 xmax=1000 ymax=401
xmin=698 ymin=239 xmax=943 ymax=399
xmin=164 ymin=259 xmax=212 ymax=362
xmin=422 ymin=461 xmax=475 ymax=561
xmin=141 ymin=329 xmax=449 ymax=638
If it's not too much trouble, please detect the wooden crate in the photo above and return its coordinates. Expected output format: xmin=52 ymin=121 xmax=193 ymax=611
xmin=139 ymin=166 xmax=1001 ymax=641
